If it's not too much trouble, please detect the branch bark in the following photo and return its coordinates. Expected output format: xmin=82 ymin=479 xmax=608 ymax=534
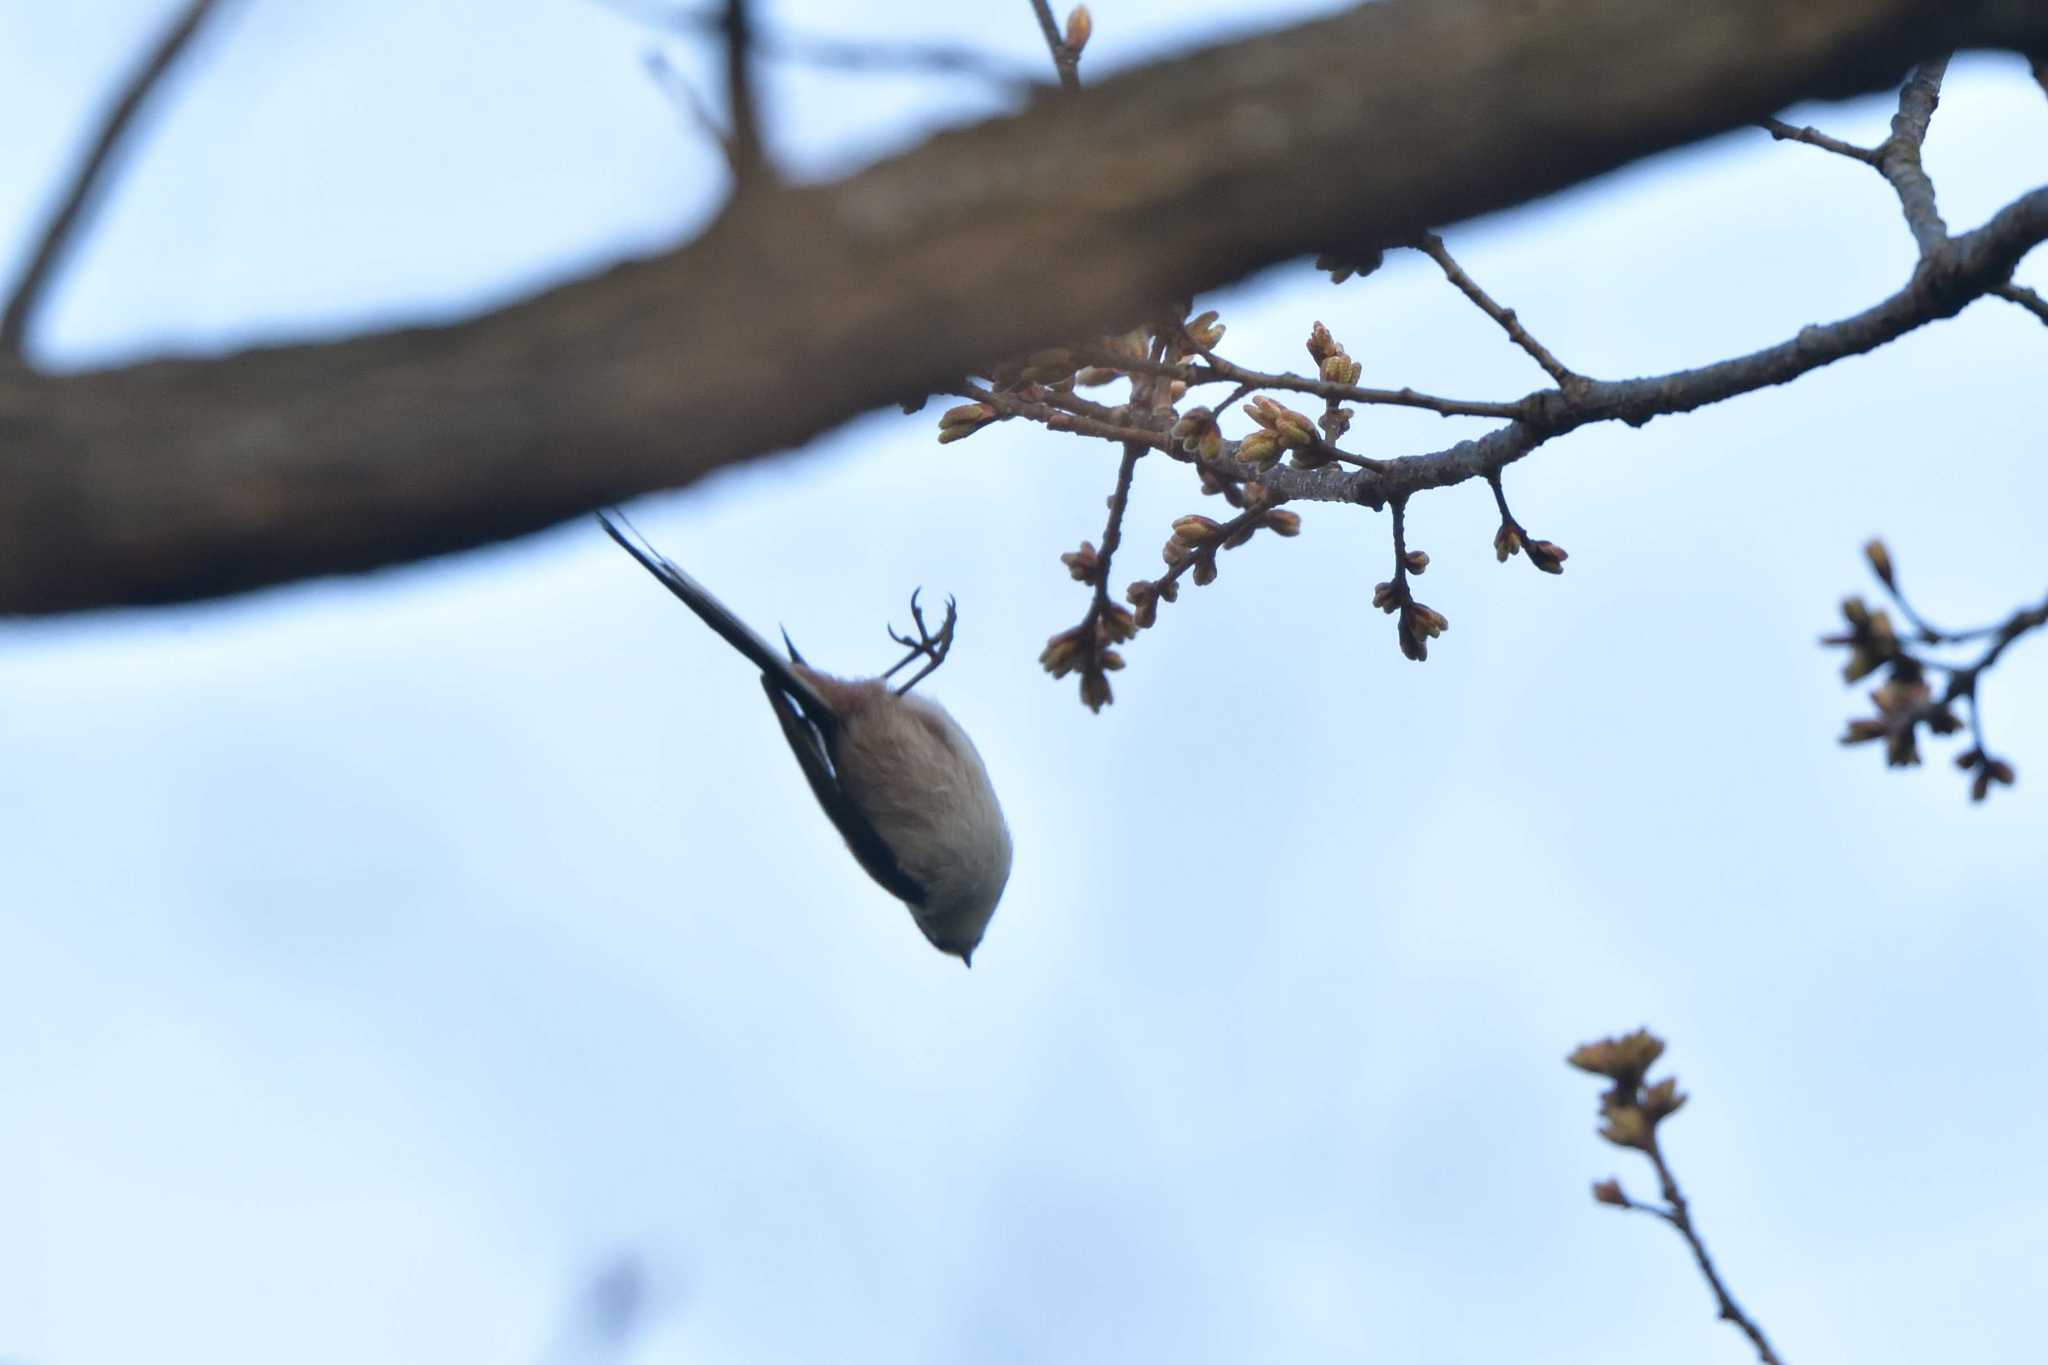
xmin=3 ymin=0 xmax=2046 ymax=614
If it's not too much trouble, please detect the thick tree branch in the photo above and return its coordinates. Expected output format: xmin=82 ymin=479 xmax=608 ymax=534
xmin=0 ymin=0 xmax=225 ymax=359
xmin=4 ymin=0 xmax=2047 ymax=614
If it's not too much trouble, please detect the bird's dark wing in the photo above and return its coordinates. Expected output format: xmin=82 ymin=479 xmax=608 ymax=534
xmin=759 ymin=677 xmax=929 ymax=909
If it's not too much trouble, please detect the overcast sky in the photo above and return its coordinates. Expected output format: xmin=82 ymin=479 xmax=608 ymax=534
xmin=3 ymin=4 xmax=2045 ymax=1364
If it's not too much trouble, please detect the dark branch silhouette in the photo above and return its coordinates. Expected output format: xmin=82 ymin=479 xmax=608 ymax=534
xmin=0 ymin=0 xmax=227 ymax=358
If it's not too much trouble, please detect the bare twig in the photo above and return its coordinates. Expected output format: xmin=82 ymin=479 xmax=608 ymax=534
xmin=604 ymin=2 xmax=1046 ymax=86
xmin=1228 ymin=188 xmax=2048 ymax=512
xmin=721 ymin=0 xmax=769 ymax=187
xmin=1641 ymin=1139 xmax=1786 ymax=1365
xmin=1411 ymin=232 xmax=1583 ymax=390
xmin=0 ymin=0 xmax=226 ymax=358
xmin=1992 ymin=281 xmax=2048 ymax=325
xmin=959 ymin=381 xmax=1174 ymax=451
xmin=1080 ymin=347 xmax=1526 ymax=420
xmin=1027 ymin=0 xmax=1083 ymax=91
xmin=1944 ymin=595 xmax=2048 ymax=698
xmin=1758 ymin=117 xmax=1882 ymax=164
xmin=642 ymin=50 xmax=742 ymax=170
xmin=1878 ymin=56 xmax=1953 ymax=257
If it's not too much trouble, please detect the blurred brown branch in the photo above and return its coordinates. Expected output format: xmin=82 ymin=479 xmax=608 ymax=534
xmin=4 ymin=0 xmax=2047 ymax=614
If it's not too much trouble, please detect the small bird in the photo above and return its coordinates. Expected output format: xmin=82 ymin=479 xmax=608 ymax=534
xmin=598 ymin=511 xmax=1013 ymax=965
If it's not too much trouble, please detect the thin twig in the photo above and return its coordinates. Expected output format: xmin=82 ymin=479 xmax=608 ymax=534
xmin=721 ymin=0 xmax=769 ymax=187
xmin=642 ymin=50 xmax=742 ymax=171
xmin=1389 ymin=496 xmax=1412 ymax=591
xmin=1878 ymin=56 xmax=1952 ymax=258
xmin=1167 ymin=509 xmax=1258 ymax=592
xmin=1228 ymin=187 xmax=2048 ymax=510
xmin=1074 ymin=347 xmax=1525 ymax=420
xmin=1027 ymin=0 xmax=1082 ymax=92
xmin=0 ymin=0 xmax=226 ymax=358
xmin=602 ymin=2 xmax=1046 ymax=86
xmin=1941 ymin=593 xmax=2048 ymax=703
xmin=1992 ymin=282 xmax=2048 ymax=326
xmin=1642 ymin=1140 xmax=1785 ymax=1365
xmin=957 ymin=382 xmax=1173 ymax=452
xmin=1411 ymin=232 xmax=1584 ymax=390
xmin=1758 ymin=117 xmax=1882 ymax=164
xmin=1091 ymin=442 xmax=1145 ymax=621
xmin=1871 ymin=559 xmax=1951 ymax=644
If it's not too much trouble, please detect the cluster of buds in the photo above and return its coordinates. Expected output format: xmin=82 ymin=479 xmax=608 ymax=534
xmin=1840 ymin=665 xmax=1959 ymax=767
xmin=1241 ymin=395 xmax=1325 ymax=468
xmin=1825 ymin=595 xmax=1903 ymax=683
xmin=1170 ymin=407 xmax=1224 ymax=463
xmin=1373 ymin=548 xmax=1448 ymax=662
xmin=1823 ymin=539 xmax=2028 ymax=799
xmin=936 ymin=402 xmax=999 ymax=445
xmin=1123 ymin=575 xmax=1179 ymax=629
xmin=1493 ymin=520 xmax=1568 ymax=574
xmin=1305 ymin=321 xmax=1362 ymax=388
xmin=1040 ymin=601 xmax=1137 ymax=711
xmin=1060 ymin=540 xmax=1101 ymax=585
xmin=1569 ymin=1028 xmax=1688 ymax=1156
xmin=1304 ymin=321 xmax=1361 ymax=444
xmin=1395 ymin=600 xmax=1448 ymax=661
xmin=1164 ymin=514 xmax=1228 ymax=586
xmin=1177 ymin=309 xmax=1226 ymax=358
xmin=1956 ymin=747 xmax=2018 ymax=802
xmin=1125 ymin=504 xmax=1301 ymax=629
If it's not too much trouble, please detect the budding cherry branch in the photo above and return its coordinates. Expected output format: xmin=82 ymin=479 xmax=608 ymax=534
xmin=922 ymin=15 xmax=2046 ymax=808
xmin=3 ymin=0 xmax=2045 ymax=619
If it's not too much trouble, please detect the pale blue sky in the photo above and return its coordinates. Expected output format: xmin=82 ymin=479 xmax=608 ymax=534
xmin=2 ymin=4 xmax=2045 ymax=1364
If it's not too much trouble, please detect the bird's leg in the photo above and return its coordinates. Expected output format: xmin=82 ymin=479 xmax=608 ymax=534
xmin=882 ymin=588 xmax=958 ymax=693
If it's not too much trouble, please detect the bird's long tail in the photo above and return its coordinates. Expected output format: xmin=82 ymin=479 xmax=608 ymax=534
xmin=595 ymin=510 xmax=830 ymax=719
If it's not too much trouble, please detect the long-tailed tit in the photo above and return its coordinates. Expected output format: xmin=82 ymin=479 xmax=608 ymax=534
xmin=598 ymin=512 xmax=1012 ymax=965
